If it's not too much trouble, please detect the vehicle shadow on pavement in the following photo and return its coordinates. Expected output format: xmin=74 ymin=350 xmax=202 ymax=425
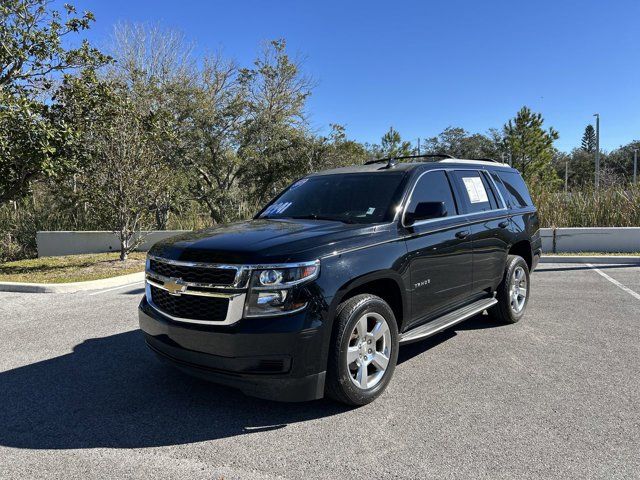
xmin=397 ymin=312 xmax=505 ymax=365
xmin=0 ymin=330 xmax=350 ymax=450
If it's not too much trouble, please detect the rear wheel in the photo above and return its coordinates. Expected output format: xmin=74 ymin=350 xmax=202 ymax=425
xmin=325 ymin=294 xmax=399 ymax=406
xmin=491 ymin=254 xmax=530 ymax=324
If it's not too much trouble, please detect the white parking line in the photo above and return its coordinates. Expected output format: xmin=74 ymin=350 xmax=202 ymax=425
xmin=586 ymin=263 xmax=640 ymax=301
xmin=88 ymin=281 xmax=144 ymax=296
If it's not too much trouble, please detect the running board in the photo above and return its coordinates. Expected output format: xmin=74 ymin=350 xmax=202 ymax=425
xmin=399 ymin=297 xmax=497 ymax=344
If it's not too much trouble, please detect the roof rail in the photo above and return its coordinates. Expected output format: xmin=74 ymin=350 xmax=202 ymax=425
xmin=467 ymin=157 xmax=500 ymax=163
xmin=364 ymin=153 xmax=454 ymax=168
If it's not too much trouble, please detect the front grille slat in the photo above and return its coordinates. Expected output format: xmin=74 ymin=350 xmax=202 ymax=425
xmin=150 ymin=285 xmax=229 ymax=321
xmin=149 ymin=259 xmax=236 ymax=285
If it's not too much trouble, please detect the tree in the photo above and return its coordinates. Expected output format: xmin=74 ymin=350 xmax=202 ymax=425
xmin=424 ymin=126 xmax=501 ymax=159
xmin=581 ymin=125 xmax=596 ymax=153
xmin=56 ymin=72 xmax=174 ymax=260
xmin=370 ymin=127 xmax=414 ymax=159
xmin=106 ymin=22 xmax=196 ymax=229
xmin=181 ymin=39 xmax=315 ymax=223
xmin=502 ymin=106 xmax=560 ymax=187
xmin=239 ymin=39 xmax=314 ymax=207
xmin=0 ymin=0 xmax=108 ymax=204
xmin=183 ymin=54 xmax=246 ymax=224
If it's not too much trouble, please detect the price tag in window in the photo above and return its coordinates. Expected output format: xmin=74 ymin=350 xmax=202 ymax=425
xmin=462 ymin=177 xmax=488 ymax=204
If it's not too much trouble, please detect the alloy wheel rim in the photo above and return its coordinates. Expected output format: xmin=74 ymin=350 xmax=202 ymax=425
xmin=346 ymin=312 xmax=391 ymax=390
xmin=510 ymin=266 xmax=527 ymax=313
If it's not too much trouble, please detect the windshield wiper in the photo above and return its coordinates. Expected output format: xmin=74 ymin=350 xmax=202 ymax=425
xmin=290 ymin=214 xmax=357 ymax=224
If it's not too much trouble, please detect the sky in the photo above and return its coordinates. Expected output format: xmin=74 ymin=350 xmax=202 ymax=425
xmin=64 ymin=0 xmax=640 ymax=153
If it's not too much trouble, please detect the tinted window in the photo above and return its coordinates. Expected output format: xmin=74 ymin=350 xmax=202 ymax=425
xmin=407 ymin=171 xmax=457 ymax=218
xmin=259 ymin=172 xmax=406 ymax=224
xmin=481 ymin=171 xmax=504 ymax=208
xmin=452 ymin=170 xmax=497 ymax=213
xmin=489 ymin=172 xmax=512 ymax=207
xmin=497 ymin=171 xmax=533 ymax=208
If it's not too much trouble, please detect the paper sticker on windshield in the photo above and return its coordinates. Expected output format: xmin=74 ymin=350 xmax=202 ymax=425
xmin=462 ymin=177 xmax=489 ymax=204
xmin=261 ymin=202 xmax=292 ymax=217
xmin=366 ymin=207 xmax=376 ymax=215
xmin=290 ymin=178 xmax=308 ymax=190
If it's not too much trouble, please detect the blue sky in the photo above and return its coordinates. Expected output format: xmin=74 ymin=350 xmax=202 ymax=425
xmin=70 ymin=0 xmax=639 ymax=152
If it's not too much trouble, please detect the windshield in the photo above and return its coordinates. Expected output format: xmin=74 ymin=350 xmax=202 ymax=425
xmin=258 ymin=172 xmax=407 ymax=224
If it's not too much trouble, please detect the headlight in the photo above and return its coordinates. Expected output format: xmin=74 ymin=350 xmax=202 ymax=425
xmin=245 ymin=261 xmax=320 ymax=317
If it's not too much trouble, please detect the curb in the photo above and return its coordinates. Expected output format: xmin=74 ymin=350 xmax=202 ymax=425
xmin=540 ymin=255 xmax=640 ymax=265
xmin=0 ymin=271 xmax=144 ymax=293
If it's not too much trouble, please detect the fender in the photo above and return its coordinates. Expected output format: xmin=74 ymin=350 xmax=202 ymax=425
xmin=330 ymin=269 xmax=409 ymax=328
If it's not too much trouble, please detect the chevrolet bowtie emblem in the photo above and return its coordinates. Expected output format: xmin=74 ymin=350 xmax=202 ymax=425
xmin=163 ymin=277 xmax=187 ymax=296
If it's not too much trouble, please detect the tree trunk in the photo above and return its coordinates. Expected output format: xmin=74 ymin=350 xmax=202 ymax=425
xmin=120 ymin=233 xmax=129 ymax=261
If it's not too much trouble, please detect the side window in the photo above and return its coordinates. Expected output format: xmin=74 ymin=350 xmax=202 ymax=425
xmin=497 ymin=171 xmax=533 ymax=208
xmin=489 ymin=171 xmax=512 ymax=208
xmin=408 ymin=171 xmax=457 ymax=218
xmin=452 ymin=170 xmax=498 ymax=213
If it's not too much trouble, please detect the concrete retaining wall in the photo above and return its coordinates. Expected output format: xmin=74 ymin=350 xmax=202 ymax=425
xmin=540 ymin=227 xmax=640 ymax=253
xmin=36 ymin=227 xmax=640 ymax=257
xmin=36 ymin=231 xmax=188 ymax=257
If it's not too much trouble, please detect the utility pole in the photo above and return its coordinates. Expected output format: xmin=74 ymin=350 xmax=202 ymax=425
xmin=417 ymin=137 xmax=421 ymax=155
xmin=565 ymin=158 xmax=569 ymax=192
xmin=593 ymin=113 xmax=600 ymax=189
xmin=634 ymin=149 xmax=638 ymax=185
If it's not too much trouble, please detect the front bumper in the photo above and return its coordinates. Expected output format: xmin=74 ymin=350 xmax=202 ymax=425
xmin=138 ymin=297 xmax=327 ymax=402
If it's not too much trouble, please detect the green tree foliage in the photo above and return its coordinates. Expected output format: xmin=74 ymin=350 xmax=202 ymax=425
xmin=180 ymin=40 xmax=318 ymax=223
xmin=56 ymin=71 xmax=176 ymax=260
xmin=581 ymin=124 xmax=596 ymax=153
xmin=106 ymin=22 xmax=196 ymax=229
xmin=0 ymin=0 xmax=108 ymax=204
xmin=370 ymin=127 xmax=414 ymax=158
xmin=502 ymin=106 xmax=560 ymax=187
xmin=424 ymin=127 xmax=501 ymax=159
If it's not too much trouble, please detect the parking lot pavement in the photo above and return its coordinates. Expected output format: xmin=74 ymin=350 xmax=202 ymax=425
xmin=0 ymin=263 xmax=638 ymax=480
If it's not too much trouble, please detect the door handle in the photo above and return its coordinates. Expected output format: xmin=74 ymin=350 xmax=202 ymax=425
xmin=455 ymin=230 xmax=470 ymax=239
xmin=498 ymin=221 xmax=509 ymax=228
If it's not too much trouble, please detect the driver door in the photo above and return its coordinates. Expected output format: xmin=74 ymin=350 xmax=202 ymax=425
xmin=402 ymin=170 xmax=473 ymax=328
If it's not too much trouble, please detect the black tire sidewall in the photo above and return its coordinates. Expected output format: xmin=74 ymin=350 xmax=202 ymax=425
xmin=497 ymin=255 xmax=530 ymax=323
xmin=331 ymin=295 xmax=399 ymax=405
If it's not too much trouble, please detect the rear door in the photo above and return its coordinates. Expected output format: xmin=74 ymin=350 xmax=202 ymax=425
xmin=449 ymin=169 xmax=511 ymax=294
xmin=402 ymin=169 xmax=473 ymax=328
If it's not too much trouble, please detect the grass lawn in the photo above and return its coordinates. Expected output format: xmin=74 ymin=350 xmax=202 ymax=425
xmin=0 ymin=252 xmax=147 ymax=283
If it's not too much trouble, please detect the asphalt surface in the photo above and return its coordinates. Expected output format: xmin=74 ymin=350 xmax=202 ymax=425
xmin=1 ymin=263 xmax=639 ymax=480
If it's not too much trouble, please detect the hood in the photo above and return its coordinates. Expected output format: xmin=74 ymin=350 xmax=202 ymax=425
xmin=150 ymin=218 xmax=393 ymax=264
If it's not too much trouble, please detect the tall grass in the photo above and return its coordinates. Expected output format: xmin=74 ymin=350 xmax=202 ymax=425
xmin=532 ymin=184 xmax=640 ymax=228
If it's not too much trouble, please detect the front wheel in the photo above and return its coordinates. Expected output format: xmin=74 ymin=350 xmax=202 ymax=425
xmin=325 ymin=294 xmax=399 ymax=406
xmin=491 ymin=254 xmax=530 ymax=324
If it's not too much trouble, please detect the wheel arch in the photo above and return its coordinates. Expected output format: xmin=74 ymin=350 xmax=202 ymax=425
xmin=508 ymin=240 xmax=533 ymax=270
xmin=329 ymin=270 xmax=408 ymax=333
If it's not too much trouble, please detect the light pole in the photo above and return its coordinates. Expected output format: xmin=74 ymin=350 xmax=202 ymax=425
xmin=593 ymin=113 xmax=600 ymax=189
xmin=634 ymin=148 xmax=638 ymax=185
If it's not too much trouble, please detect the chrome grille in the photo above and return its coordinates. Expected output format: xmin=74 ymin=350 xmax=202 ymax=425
xmin=149 ymin=285 xmax=229 ymax=322
xmin=148 ymin=259 xmax=237 ymax=285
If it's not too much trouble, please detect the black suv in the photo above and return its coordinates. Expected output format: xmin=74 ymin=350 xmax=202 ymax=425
xmin=139 ymin=156 xmax=542 ymax=405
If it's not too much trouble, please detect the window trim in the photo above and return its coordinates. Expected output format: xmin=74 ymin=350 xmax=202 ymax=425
xmin=400 ymin=167 xmax=509 ymax=229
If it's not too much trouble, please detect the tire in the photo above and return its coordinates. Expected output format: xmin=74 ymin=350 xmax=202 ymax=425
xmin=325 ymin=294 xmax=399 ymax=406
xmin=491 ymin=254 xmax=530 ymax=324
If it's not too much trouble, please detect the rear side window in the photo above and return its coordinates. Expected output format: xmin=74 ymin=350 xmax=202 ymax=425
xmin=489 ymin=172 xmax=513 ymax=207
xmin=497 ymin=171 xmax=533 ymax=208
xmin=451 ymin=170 xmax=499 ymax=213
xmin=408 ymin=171 xmax=457 ymax=217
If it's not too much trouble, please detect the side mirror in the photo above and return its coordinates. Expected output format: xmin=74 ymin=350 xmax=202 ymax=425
xmin=404 ymin=201 xmax=447 ymax=226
